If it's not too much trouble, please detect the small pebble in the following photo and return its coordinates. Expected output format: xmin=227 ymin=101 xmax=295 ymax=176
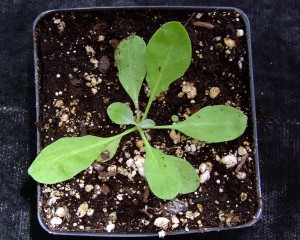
xmin=136 ymin=140 xmax=144 ymax=149
xmin=85 ymin=45 xmax=95 ymax=56
xmin=141 ymin=219 xmax=150 ymax=226
xmin=169 ymin=130 xmax=181 ymax=144
xmin=158 ymin=230 xmax=166 ymax=238
xmin=177 ymin=92 xmax=185 ymax=98
xmin=109 ymin=212 xmax=118 ymax=222
xmin=209 ymin=87 xmax=220 ymax=99
xmin=197 ymin=220 xmax=203 ymax=227
xmin=171 ymin=215 xmax=180 ymax=229
xmin=116 ymin=194 xmax=123 ymax=201
xmin=236 ymin=171 xmax=247 ymax=180
xmin=91 ymin=88 xmax=98 ymax=95
xmin=76 ymin=202 xmax=88 ymax=218
xmin=60 ymin=114 xmax=69 ymax=123
xmin=224 ymin=37 xmax=236 ymax=48
xmin=215 ymin=36 xmax=221 ymax=41
xmin=199 ymin=163 xmax=207 ymax=173
xmin=182 ymin=82 xmax=197 ymax=99
xmin=154 ymin=217 xmax=170 ymax=230
xmin=185 ymin=211 xmax=194 ymax=219
xmin=107 ymin=165 xmax=117 ymax=172
xmin=175 ymin=148 xmax=184 ymax=158
xmin=238 ymin=59 xmax=243 ymax=69
xmin=85 ymin=184 xmax=94 ymax=192
xmin=50 ymin=217 xmax=62 ymax=225
xmin=238 ymin=146 xmax=247 ymax=156
xmin=106 ymin=222 xmax=115 ymax=232
xmin=200 ymin=170 xmax=210 ymax=183
xmin=190 ymin=144 xmax=196 ymax=152
xmin=90 ymin=58 xmax=99 ymax=68
xmin=134 ymin=155 xmax=145 ymax=177
xmin=236 ymin=29 xmax=244 ymax=37
xmin=91 ymin=77 xmax=97 ymax=86
xmin=126 ymin=158 xmax=134 ymax=168
xmin=98 ymin=35 xmax=105 ymax=41
xmin=240 ymin=192 xmax=248 ymax=201
xmin=53 ymin=19 xmax=61 ymax=24
xmin=54 ymin=99 xmax=63 ymax=108
xmin=197 ymin=204 xmax=203 ymax=212
xmin=220 ymin=155 xmax=238 ymax=168
xmin=55 ymin=207 xmax=66 ymax=218
xmin=94 ymin=184 xmax=101 ymax=195
xmin=87 ymin=208 xmax=94 ymax=216
xmin=196 ymin=13 xmax=203 ymax=19
xmin=124 ymin=152 xmax=131 ymax=159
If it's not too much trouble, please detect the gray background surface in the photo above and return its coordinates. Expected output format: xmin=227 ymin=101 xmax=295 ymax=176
xmin=0 ymin=0 xmax=299 ymax=239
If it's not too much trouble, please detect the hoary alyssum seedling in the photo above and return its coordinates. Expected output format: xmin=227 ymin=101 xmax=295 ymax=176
xmin=28 ymin=22 xmax=247 ymax=200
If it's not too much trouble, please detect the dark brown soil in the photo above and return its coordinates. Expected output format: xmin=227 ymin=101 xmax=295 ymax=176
xmin=34 ymin=8 xmax=259 ymax=235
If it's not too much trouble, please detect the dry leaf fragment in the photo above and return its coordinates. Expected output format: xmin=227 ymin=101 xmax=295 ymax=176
xmin=193 ymin=21 xmax=214 ymax=29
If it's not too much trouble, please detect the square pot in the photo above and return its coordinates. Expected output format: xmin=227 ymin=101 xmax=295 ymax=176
xmin=33 ymin=6 xmax=262 ymax=237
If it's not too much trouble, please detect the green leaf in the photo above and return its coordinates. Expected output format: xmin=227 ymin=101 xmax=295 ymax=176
xmin=115 ymin=35 xmax=146 ymax=108
xmin=107 ymin=102 xmax=134 ymax=125
xmin=171 ymin=115 xmax=179 ymax=122
xmin=146 ymin=22 xmax=191 ymax=99
xmin=28 ymin=135 xmax=121 ymax=184
xmin=169 ymin=157 xmax=200 ymax=194
xmin=139 ymin=119 xmax=155 ymax=128
xmin=144 ymin=145 xmax=181 ymax=200
xmin=171 ymin=105 xmax=248 ymax=142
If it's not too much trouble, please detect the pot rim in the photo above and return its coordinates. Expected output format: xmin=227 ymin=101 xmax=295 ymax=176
xmin=33 ymin=6 xmax=262 ymax=237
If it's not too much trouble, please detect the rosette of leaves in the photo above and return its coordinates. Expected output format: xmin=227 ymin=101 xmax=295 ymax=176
xmin=28 ymin=22 xmax=247 ymax=200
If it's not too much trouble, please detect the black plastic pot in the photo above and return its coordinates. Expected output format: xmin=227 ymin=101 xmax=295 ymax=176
xmin=33 ymin=6 xmax=262 ymax=237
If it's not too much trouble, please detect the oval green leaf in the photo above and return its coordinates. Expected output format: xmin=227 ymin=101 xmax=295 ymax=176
xmin=28 ymin=135 xmax=121 ymax=184
xmin=107 ymin=102 xmax=134 ymax=125
xmin=144 ymin=145 xmax=181 ymax=200
xmin=146 ymin=22 xmax=191 ymax=100
xmin=140 ymin=119 xmax=155 ymax=128
xmin=169 ymin=157 xmax=200 ymax=194
xmin=171 ymin=115 xmax=179 ymax=122
xmin=172 ymin=105 xmax=248 ymax=142
xmin=115 ymin=35 xmax=146 ymax=108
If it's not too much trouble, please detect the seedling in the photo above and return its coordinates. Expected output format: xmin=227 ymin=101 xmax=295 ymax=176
xmin=29 ymin=22 xmax=247 ymax=200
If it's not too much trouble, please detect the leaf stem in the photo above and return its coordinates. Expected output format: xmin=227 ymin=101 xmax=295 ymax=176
xmin=141 ymin=95 xmax=154 ymax=121
xmin=147 ymin=124 xmax=175 ymax=130
xmin=136 ymin=108 xmax=141 ymax=123
xmin=137 ymin=127 xmax=151 ymax=148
